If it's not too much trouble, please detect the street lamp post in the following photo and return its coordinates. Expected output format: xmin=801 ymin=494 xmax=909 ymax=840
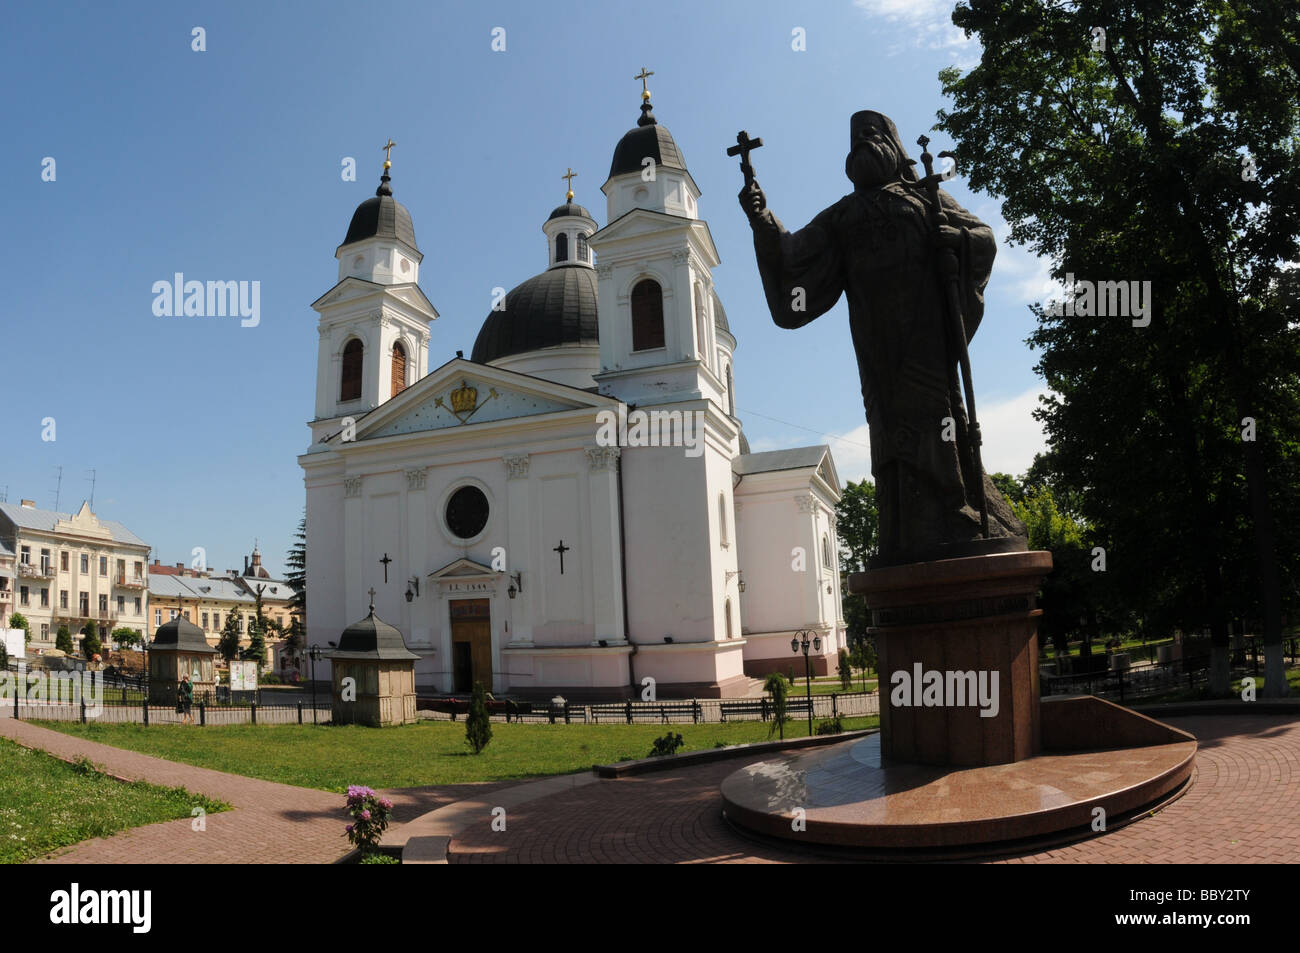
xmin=790 ymin=628 xmax=822 ymax=735
xmin=307 ymin=644 xmax=323 ymax=724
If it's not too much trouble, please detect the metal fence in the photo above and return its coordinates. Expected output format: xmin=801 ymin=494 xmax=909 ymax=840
xmin=1043 ymin=655 xmax=1213 ymax=703
xmin=4 ymin=696 xmax=333 ymax=726
xmin=423 ymin=690 xmax=881 ymax=725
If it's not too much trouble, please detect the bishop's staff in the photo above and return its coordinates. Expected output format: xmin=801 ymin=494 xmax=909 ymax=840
xmin=916 ymin=134 xmax=989 ymax=538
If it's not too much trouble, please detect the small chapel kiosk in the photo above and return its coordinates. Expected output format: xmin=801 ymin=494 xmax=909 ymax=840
xmin=147 ymin=612 xmax=218 ymax=705
xmin=327 ymin=594 xmax=419 ymax=726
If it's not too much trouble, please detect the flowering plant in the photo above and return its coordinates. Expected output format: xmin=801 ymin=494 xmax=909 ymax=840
xmin=343 ymin=784 xmax=393 ymax=853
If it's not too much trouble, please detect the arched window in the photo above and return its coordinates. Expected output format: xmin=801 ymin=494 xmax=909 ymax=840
xmin=725 ymin=598 xmax=733 ymax=639
xmin=391 ymin=341 xmax=408 ymax=398
xmin=340 ymin=338 xmax=363 ymax=401
xmin=694 ymin=283 xmax=708 ymax=361
xmin=631 ymin=279 xmax=665 ymax=351
xmin=555 ymin=232 xmax=568 ymax=263
xmin=577 ymin=234 xmax=589 ymax=262
xmin=719 ymin=493 xmax=729 ymax=546
xmin=822 ymin=533 xmax=833 ymax=570
xmin=725 ymin=364 xmax=735 ymax=417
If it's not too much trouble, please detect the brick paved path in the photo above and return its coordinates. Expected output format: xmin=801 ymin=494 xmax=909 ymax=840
xmin=449 ymin=715 xmax=1300 ymax=864
xmin=0 ymin=719 xmax=502 ymax=864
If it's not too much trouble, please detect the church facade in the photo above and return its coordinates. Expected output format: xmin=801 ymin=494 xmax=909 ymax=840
xmin=300 ymin=89 xmax=846 ymax=699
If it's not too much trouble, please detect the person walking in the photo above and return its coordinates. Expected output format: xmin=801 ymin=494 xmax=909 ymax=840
xmin=178 ymin=673 xmax=194 ymax=725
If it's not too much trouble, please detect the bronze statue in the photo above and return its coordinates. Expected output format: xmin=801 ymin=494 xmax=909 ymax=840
xmin=736 ymin=111 xmax=1025 ymax=567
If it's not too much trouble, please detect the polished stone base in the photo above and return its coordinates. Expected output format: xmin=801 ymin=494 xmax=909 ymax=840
xmin=720 ymin=695 xmax=1196 ymax=855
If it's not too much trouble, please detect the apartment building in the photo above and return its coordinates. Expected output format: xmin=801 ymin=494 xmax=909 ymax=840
xmin=0 ymin=499 xmax=150 ymax=650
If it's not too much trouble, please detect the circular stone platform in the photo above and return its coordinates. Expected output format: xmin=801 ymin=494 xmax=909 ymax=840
xmin=720 ymin=731 xmax=1195 ymax=856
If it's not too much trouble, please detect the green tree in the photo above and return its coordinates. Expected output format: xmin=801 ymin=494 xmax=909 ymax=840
xmin=938 ymin=0 xmax=1300 ymax=695
xmin=241 ymin=620 xmax=266 ymax=670
xmin=990 ymin=472 xmax=1025 ymax=507
xmin=7 ymin=613 xmax=30 ymax=646
xmin=55 ymin=624 xmax=74 ymax=655
xmin=836 ymin=480 xmax=879 ymax=652
xmin=763 ymin=672 xmax=791 ymax=739
xmin=218 ymin=610 xmax=243 ymax=662
xmin=111 ymin=627 xmax=142 ymax=650
xmin=465 ymin=681 xmax=493 ymax=754
xmin=80 ymin=621 xmax=101 ymax=660
xmin=286 ymin=513 xmax=306 ymax=618
xmin=837 ymin=647 xmax=853 ymax=691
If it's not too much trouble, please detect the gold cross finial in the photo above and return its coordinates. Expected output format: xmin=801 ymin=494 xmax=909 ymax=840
xmin=634 ymin=67 xmax=654 ymax=101
xmin=381 ymin=138 xmax=396 ymax=170
xmin=562 ymin=167 xmax=577 ymax=201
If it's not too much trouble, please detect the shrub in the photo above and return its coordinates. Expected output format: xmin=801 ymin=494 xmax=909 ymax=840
xmin=764 ymin=672 xmax=791 ymax=739
xmin=465 ymin=681 xmax=492 ymax=754
xmin=343 ymin=785 xmax=393 ymax=855
xmin=815 ymin=717 xmax=843 ymax=736
xmin=837 ymin=648 xmax=853 ymax=691
xmin=648 ymin=731 xmax=684 ymax=757
xmin=55 ymin=625 xmax=74 ymax=655
xmin=261 ymin=673 xmax=281 ymax=685
xmin=359 ymin=852 xmax=399 ymax=864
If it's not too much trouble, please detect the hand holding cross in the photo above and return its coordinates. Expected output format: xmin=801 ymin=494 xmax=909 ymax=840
xmin=726 ymin=130 xmax=763 ymax=186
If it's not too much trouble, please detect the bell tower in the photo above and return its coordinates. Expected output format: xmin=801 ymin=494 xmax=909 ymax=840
xmin=588 ymin=82 xmax=726 ymax=410
xmin=309 ymin=143 xmax=438 ymax=444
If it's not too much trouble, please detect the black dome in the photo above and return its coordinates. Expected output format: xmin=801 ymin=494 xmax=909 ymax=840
xmin=472 ymin=264 xmax=599 ymax=364
xmin=330 ymin=605 xmax=419 ymax=661
xmin=547 ymin=200 xmax=593 ymax=222
xmin=609 ymin=103 xmax=687 ymax=178
xmin=340 ymin=174 xmax=419 ymax=251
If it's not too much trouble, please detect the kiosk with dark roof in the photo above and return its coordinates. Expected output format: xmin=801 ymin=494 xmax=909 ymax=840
xmin=327 ymin=592 xmax=418 ymax=726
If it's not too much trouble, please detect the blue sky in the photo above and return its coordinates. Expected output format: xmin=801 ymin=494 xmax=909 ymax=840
xmin=0 ymin=0 xmax=1049 ymax=576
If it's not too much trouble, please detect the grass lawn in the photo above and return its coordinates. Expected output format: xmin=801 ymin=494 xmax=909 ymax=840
xmin=0 ymin=738 xmax=227 ymax=864
xmin=37 ymin=715 xmax=879 ymax=792
xmin=783 ymin=679 xmax=878 ymax=696
xmin=1139 ymin=666 xmax=1300 ymax=704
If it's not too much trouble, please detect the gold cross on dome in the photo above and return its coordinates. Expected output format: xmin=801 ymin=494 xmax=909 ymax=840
xmin=381 ymin=138 xmax=396 ymax=167
xmin=634 ymin=67 xmax=654 ymax=95
xmin=562 ymin=167 xmax=577 ymax=199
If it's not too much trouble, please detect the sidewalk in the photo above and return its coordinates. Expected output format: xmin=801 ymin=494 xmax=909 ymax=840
xmin=1 ymin=719 xmax=350 ymax=864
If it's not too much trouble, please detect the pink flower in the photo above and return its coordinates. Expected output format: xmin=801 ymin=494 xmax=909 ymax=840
xmin=360 ymin=809 xmax=371 ymax=821
xmin=378 ymin=798 xmax=393 ymax=810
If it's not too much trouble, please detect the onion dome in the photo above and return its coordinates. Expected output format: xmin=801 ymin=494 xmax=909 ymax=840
xmin=608 ymin=98 xmax=687 ymax=179
xmin=548 ymin=200 xmax=593 ymax=221
xmin=339 ymin=169 xmax=419 ymax=251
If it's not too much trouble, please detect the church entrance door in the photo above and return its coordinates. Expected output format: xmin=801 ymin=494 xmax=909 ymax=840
xmin=450 ymin=599 xmax=491 ymax=693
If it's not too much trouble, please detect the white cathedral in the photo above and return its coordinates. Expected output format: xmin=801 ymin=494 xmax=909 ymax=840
xmin=300 ymin=87 xmax=846 ymax=699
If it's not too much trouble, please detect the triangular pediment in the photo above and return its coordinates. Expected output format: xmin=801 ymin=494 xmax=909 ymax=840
xmin=311 ymin=277 xmax=437 ymax=318
xmin=428 ymin=557 xmax=496 ymax=580
xmin=590 ymin=209 xmax=719 ymax=263
xmin=331 ymin=358 xmax=619 ymax=444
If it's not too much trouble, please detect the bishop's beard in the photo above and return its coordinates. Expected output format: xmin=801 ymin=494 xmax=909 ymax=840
xmin=848 ymin=140 xmax=899 ymax=188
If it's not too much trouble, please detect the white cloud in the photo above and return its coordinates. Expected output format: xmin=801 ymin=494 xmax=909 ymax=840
xmin=820 ymin=386 xmax=1048 ymax=485
xmin=853 ymin=0 xmax=977 ymax=65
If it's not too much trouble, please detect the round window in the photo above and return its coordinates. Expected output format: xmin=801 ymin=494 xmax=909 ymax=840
xmin=445 ymin=485 xmax=489 ymax=539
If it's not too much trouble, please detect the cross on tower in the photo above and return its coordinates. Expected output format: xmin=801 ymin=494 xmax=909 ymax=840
xmin=367 ymin=587 xmax=377 ymax=609
xmin=552 ymin=540 xmax=571 ymax=575
xmin=562 ymin=167 xmax=577 ymax=198
xmin=379 ymin=553 xmax=393 ymax=583
xmin=634 ymin=67 xmax=654 ymax=96
xmin=382 ymin=138 xmax=396 ymax=162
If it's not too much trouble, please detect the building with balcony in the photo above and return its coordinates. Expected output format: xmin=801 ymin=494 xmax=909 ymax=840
xmin=0 ymin=538 xmax=15 ymax=627
xmin=0 ymin=499 xmax=151 ymax=651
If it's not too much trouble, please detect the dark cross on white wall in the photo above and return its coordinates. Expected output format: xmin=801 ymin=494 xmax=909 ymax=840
xmin=553 ymin=540 xmax=570 ymax=575
xmin=379 ymin=553 xmax=393 ymax=583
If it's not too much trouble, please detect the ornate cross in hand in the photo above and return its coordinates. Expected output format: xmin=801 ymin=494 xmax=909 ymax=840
xmin=380 ymin=553 xmax=392 ymax=583
xmin=727 ymin=130 xmax=763 ymax=186
xmin=553 ymin=540 xmax=570 ymax=575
